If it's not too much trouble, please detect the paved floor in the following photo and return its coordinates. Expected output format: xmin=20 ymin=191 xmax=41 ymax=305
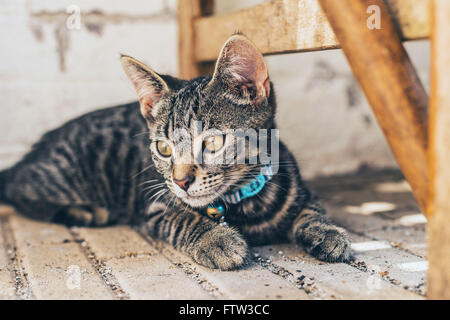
xmin=0 ymin=168 xmax=427 ymax=299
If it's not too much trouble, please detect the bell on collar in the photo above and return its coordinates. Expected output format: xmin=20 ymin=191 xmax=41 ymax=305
xmin=206 ymin=205 xmax=224 ymax=220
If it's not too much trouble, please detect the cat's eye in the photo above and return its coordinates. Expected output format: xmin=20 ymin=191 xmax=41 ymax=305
xmin=156 ymin=140 xmax=172 ymax=157
xmin=204 ymin=135 xmax=224 ymax=153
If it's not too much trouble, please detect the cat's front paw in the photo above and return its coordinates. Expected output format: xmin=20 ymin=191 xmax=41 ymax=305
xmin=298 ymin=224 xmax=351 ymax=263
xmin=191 ymin=225 xmax=249 ymax=270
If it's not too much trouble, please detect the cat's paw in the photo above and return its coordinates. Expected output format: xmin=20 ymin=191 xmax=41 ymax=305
xmin=191 ymin=225 xmax=249 ymax=270
xmin=298 ymin=224 xmax=351 ymax=263
xmin=55 ymin=206 xmax=110 ymax=226
xmin=55 ymin=207 xmax=94 ymax=226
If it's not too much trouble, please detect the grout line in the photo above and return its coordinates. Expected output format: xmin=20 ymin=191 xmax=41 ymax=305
xmin=348 ymin=258 xmax=426 ymax=297
xmin=171 ymin=260 xmax=222 ymax=299
xmin=253 ymin=253 xmax=326 ymax=299
xmin=139 ymin=233 xmax=222 ymax=299
xmin=0 ymin=216 xmax=33 ymax=300
xmin=346 ymin=227 xmax=425 ymax=259
xmin=330 ymin=223 xmax=427 ymax=295
xmin=342 ymin=226 xmax=426 ymax=296
xmin=69 ymin=228 xmax=130 ymax=300
xmin=388 ymin=240 xmax=426 ymax=259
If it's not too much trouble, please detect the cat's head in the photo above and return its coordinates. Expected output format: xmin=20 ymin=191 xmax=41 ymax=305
xmin=121 ymin=34 xmax=277 ymax=208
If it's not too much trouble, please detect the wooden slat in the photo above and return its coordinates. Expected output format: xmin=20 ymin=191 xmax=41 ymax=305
xmin=427 ymin=0 xmax=450 ymax=300
xmin=317 ymin=0 xmax=428 ymax=212
xmin=195 ymin=0 xmax=337 ymax=62
xmin=194 ymin=0 xmax=429 ymax=62
xmin=387 ymin=0 xmax=430 ymax=40
xmin=177 ymin=0 xmax=215 ymax=79
xmin=178 ymin=0 xmax=202 ymax=79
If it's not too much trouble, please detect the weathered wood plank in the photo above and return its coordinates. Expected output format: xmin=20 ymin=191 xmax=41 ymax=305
xmin=386 ymin=0 xmax=430 ymax=40
xmin=318 ymin=0 xmax=429 ymax=212
xmin=427 ymin=0 xmax=450 ymax=300
xmin=178 ymin=0 xmax=215 ymax=79
xmin=194 ymin=0 xmax=429 ymax=62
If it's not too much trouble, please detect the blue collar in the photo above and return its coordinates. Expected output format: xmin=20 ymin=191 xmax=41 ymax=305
xmin=205 ymin=164 xmax=273 ymax=222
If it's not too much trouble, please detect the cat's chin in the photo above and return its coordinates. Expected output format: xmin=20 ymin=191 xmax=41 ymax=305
xmin=176 ymin=185 xmax=230 ymax=208
xmin=172 ymin=181 xmax=238 ymax=208
xmin=179 ymin=193 xmax=222 ymax=208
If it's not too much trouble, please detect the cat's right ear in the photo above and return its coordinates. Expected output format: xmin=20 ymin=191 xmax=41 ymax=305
xmin=120 ymin=55 xmax=169 ymax=121
xmin=206 ymin=34 xmax=270 ymax=108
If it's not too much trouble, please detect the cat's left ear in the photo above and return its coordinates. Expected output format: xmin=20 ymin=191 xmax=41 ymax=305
xmin=120 ymin=55 xmax=169 ymax=121
xmin=207 ymin=34 xmax=270 ymax=106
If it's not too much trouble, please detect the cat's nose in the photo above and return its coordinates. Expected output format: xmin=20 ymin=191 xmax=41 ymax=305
xmin=173 ymin=175 xmax=194 ymax=191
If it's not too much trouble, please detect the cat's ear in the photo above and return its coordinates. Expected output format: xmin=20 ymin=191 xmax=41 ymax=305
xmin=208 ymin=34 xmax=270 ymax=106
xmin=120 ymin=55 xmax=169 ymax=120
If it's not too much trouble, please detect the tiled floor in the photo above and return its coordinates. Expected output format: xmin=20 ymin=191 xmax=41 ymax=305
xmin=0 ymin=168 xmax=427 ymax=299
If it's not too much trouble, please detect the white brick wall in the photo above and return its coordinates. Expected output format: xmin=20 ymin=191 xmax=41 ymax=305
xmin=0 ymin=0 xmax=430 ymax=178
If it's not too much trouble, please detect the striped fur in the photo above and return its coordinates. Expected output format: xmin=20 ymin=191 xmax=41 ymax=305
xmin=0 ymin=35 xmax=351 ymax=270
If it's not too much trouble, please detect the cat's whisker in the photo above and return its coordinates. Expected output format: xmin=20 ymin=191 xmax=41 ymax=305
xmin=131 ymin=163 xmax=155 ymax=179
xmin=141 ymin=181 xmax=166 ymax=189
xmin=152 ymin=190 xmax=168 ymax=205
xmin=132 ymin=131 xmax=150 ymax=138
xmin=141 ymin=182 xmax=166 ymax=193
xmin=143 ymin=186 xmax=166 ymax=200
xmin=150 ymin=187 xmax=167 ymax=199
xmin=147 ymin=188 xmax=168 ymax=203
xmin=139 ymin=179 xmax=160 ymax=186
xmin=142 ymin=183 xmax=166 ymax=196
xmin=163 ymin=194 xmax=177 ymax=215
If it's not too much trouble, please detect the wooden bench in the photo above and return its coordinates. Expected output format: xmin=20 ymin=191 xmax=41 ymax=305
xmin=177 ymin=0 xmax=449 ymax=299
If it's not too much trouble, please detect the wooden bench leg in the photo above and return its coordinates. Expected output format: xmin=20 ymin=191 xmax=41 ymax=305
xmin=178 ymin=0 xmax=215 ymax=79
xmin=428 ymin=0 xmax=450 ymax=300
xmin=318 ymin=0 xmax=429 ymax=212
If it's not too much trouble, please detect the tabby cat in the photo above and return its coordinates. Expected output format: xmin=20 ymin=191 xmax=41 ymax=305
xmin=0 ymin=35 xmax=351 ymax=270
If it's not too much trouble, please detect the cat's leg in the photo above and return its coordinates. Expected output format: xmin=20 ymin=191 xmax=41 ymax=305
xmin=289 ymin=194 xmax=352 ymax=262
xmin=4 ymin=165 xmax=110 ymax=226
xmin=11 ymin=198 xmax=110 ymax=227
xmin=140 ymin=203 xmax=249 ymax=270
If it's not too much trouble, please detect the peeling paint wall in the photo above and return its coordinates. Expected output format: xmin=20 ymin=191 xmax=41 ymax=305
xmin=0 ymin=0 xmax=177 ymax=170
xmin=0 ymin=0 xmax=430 ymax=179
